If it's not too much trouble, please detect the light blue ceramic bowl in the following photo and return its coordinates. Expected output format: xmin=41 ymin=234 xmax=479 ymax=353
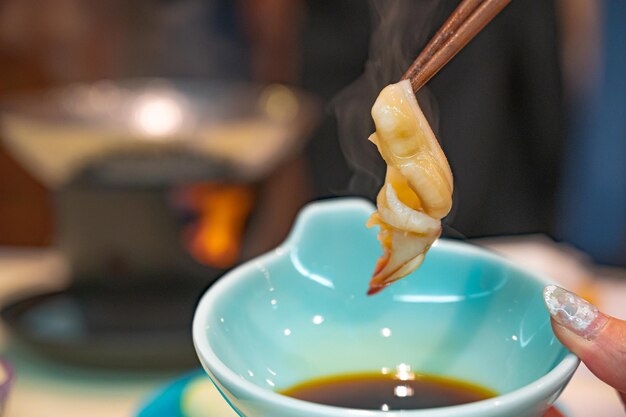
xmin=193 ymin=198 xmax=579 ymax=417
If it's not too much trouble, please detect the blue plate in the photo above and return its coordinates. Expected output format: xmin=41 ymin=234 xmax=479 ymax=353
xmin=136 ymin=370 xmax=240 ymax=417
xmin=136 ymin=371 xmax=205 ymax=417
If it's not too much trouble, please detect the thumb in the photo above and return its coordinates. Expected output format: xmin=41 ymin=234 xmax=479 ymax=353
xmin=543 ymin=285 xmax=626 ymax=393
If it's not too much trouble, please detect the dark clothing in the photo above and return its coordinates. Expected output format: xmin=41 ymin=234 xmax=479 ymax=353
xmin=429 ymin=0 xmax=565 ymax=237
xmin=302 ymin=0 xmax=565 ymax=238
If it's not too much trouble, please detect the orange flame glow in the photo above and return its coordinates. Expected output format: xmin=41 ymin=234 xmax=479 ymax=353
xmin=184 ymin=183 xmax=255 ymax=269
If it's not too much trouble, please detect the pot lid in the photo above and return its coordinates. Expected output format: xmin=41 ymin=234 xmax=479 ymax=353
xmin=0 ymin=78 xmax=319 ymax=187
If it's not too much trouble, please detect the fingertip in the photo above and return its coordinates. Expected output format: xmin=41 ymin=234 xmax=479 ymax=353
xmin=552 ymin=315 xmax=626 ymax=393
xmin=550 ymin=318 xmax=592 ymax=357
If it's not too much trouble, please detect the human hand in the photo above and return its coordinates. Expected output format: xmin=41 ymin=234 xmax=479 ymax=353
xmin=543 ymin=285 xmax=626 ymax=407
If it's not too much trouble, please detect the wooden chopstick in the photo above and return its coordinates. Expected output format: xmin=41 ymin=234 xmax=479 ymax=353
xmin=401 ymin=0 xmax=512 ymax=92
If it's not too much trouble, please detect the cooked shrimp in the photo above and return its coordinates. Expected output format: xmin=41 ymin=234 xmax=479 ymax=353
xmin=367 ymin=80 xmax=453 ymax=295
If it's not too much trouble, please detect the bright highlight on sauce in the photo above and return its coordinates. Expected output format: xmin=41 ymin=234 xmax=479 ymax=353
xmin=280 ymin=371 xmax=495 ymax=410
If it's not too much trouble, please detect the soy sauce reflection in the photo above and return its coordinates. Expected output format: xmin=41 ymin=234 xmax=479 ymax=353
xmin=280 ymin=368 xmax=496 ymax=411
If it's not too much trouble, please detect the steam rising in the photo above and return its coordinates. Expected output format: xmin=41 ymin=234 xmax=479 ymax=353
xmin=332 ymin=0 xmax=445 ymax=198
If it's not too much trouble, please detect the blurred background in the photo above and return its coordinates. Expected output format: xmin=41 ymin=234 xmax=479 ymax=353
xmin=0 ymin=0 xmax=623 ymax=416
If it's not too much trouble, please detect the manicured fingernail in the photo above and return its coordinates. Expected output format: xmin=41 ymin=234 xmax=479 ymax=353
xmin=543 ymin=285 xmax=606 ymax=339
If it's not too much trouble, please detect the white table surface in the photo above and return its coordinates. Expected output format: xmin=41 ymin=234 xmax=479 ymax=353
xmin=0 ymin=238 xmax=624 ymax=417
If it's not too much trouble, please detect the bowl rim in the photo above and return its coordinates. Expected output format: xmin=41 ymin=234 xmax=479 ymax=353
xmin=193 ymin=198 xmax=580 ymax=417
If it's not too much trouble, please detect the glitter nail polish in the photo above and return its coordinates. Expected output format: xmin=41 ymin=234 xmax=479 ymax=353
xmin=543 ymin=285 xmax=605 ymax=339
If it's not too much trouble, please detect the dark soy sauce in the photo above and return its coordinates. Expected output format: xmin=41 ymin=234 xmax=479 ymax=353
xmin=279 ymin=372 xmax=497 ymax=410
